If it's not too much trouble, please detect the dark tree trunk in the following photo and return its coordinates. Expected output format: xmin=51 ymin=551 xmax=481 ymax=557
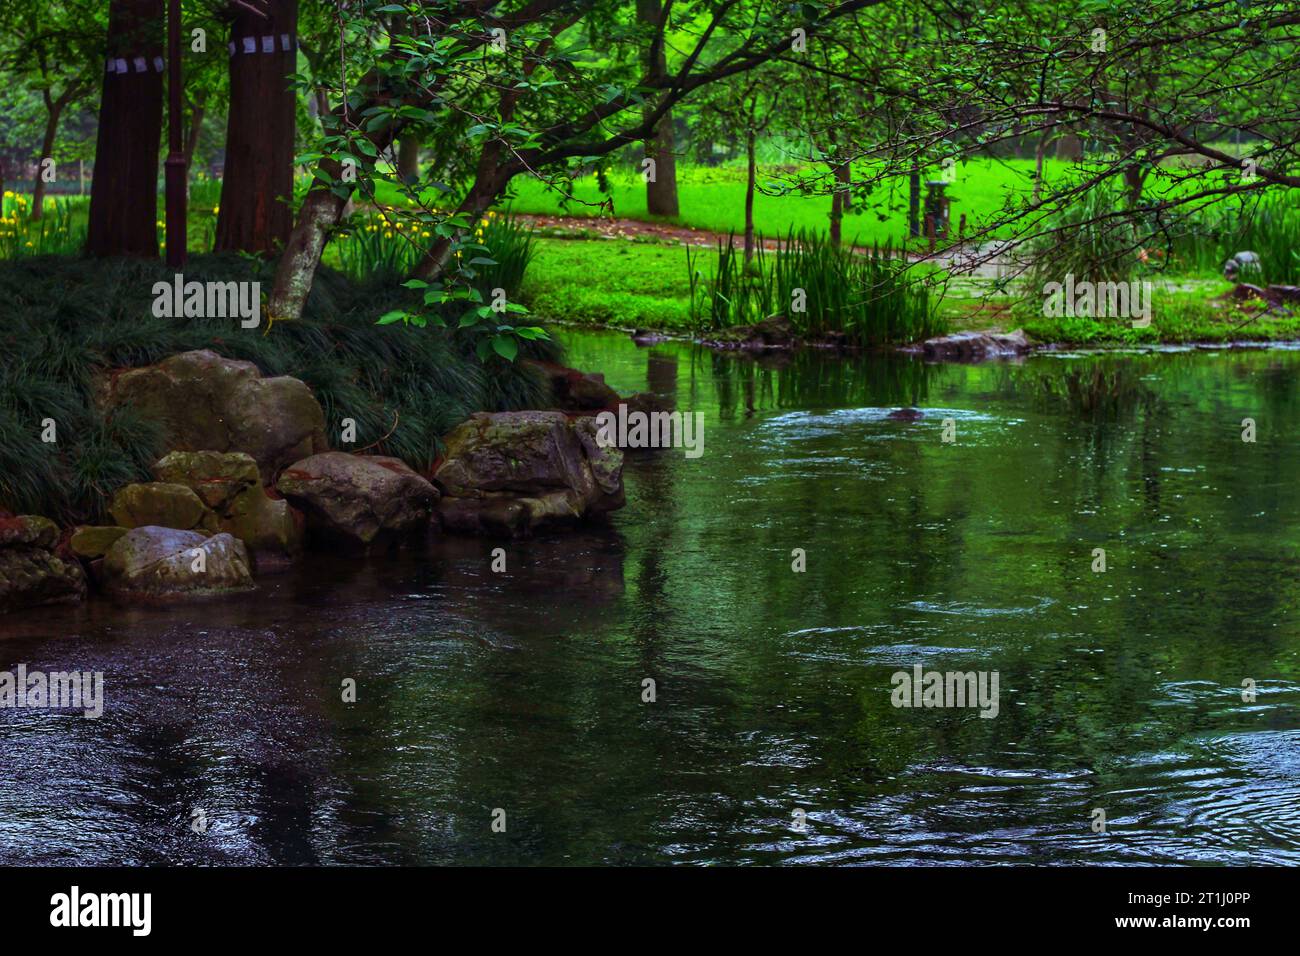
xmin=836 ymin=160 xmax=851 ymax=211
xmin=184 ymin=101 xmax=205 ymax=167
xmin=409 ymin=167 xmax=506 ymax=283
xmin=829 ymin=160 xmax=848 ymax=247
xmin=86 ymin=0 xmax=164 ymax=258
xmin=743 ymin=130 xmax=756 ymax=262
xmin=215 ymin=0 xmax=298 ymax=255
xmin=637 ymin=0 xmax=678 ymax=218
xmin=397 ymin=137 xmax=421 ymax=184
xmin=30 ymin=99 xmax=66 ymax=222
xmin=907 ymin=164 xmax=921 ymax=238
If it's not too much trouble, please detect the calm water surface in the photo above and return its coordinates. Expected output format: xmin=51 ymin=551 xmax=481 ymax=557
xmin=2 ymin=332 xmax=1299 ymax=865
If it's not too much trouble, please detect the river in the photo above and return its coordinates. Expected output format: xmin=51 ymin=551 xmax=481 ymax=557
xmin=2 ymin=331 xmax=1298 ymax=865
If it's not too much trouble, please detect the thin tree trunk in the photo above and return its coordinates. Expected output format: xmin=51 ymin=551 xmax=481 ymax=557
xmin=829 ymin=163 xmax=844 ymax=247
xmin=409 ymin=170 xmax=504 ymax=282
xmin=268 ymin=158 xmax=350 ymax=321
xmin=215 ymin=0 xmax=298 ymax=255
xmin=397 ymin=137 xmax=420 ymax=184
xmin=743 ymin=129 xmax=756 ymax=263
xmin=184 ymin=101 xmax=205 ymax=166
xmin=30 ymin=99 xmax=65 ymax=222
xmin=637 ymin=0 xmax=678 ymax=218
xmin=86 ymin=0 xmax=164 ymax=258
xmin=1033 ymin=131 xmax=1050 ymax=202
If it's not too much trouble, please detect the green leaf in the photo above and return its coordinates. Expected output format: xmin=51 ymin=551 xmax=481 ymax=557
xmin=491 ymin=336 xmax=518 ymax=361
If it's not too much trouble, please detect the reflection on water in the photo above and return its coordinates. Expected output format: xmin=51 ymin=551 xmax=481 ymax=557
xmin=3 ymin=333 xmax=1300 ymax=865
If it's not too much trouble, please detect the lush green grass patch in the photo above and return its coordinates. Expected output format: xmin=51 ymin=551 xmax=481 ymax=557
xmin=521 ymin=237 xmax=697 ymax=329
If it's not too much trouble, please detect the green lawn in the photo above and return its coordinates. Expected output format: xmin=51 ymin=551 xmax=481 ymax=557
xmin=521 ymin=237 xmax=698 ymax=329
xmin=367 ymin=158 xmax=1070 ymax=248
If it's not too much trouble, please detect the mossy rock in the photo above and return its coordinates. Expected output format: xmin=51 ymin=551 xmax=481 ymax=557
xmin=70 ymin=525 xmax=129 ymax=560
xmin=109 ymin=482 xmax=209 ymax=531
xmin=152 ymin=450 xmax=261 ymax=510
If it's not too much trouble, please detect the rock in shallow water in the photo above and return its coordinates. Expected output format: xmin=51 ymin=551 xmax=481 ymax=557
xmin=0 ymin=515 xmax=86 ymax=612
xmin=102 ymin=527 xmax=254 ymax=602
xmin=150 ymin=450 xmax=302 ymax=565
xmin=276 ymin=452 xmax=438 ymax=548
xmin=912 ymin=329 xmax=1030 ymax=362
xmin=434 ymin=411 xmax=624 ymax=537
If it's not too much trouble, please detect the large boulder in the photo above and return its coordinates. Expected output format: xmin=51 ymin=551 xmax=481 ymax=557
xmin=109 ymin=482 xmax=209 ymax=531
xmin=150 ymin=450 xmax=301 ymax=565
xmin=276 ymin=452 xmax=438 ymax=548
xmin=0 ymin=515 xmax=87 ymax=612
xmin=105 ymin=349 xmax=328 ymax=479
xmin=102 ymin=527 xmax=254 ymax=602
xmin=434 ymin=411 xmax=624 ymax=536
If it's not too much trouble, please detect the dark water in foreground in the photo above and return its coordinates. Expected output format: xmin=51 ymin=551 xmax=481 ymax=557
xmin=3 ymin=332 xmax=1300 ymax=865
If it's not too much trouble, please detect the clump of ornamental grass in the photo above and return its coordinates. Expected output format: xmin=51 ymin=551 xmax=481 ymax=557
xmin=0 ymin=252 xmax=557 ymax=524
xmin=688 ymin=229 xmax=942 ymax=346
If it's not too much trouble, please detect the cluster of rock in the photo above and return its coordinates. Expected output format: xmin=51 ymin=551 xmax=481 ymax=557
xmin=0 ymin=515 xmax=85 ymax=612
xmin=2 ymin=348 xmax=632 ymax=613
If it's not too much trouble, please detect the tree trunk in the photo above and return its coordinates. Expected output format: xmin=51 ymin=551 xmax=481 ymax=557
xmin=30 ymin=100 xmax=66 ymax=222
xmin=637 ymin=0 xmax=678 ymax=218
xmin=397 ymin=137 xmax=420 ymax=184
xmin=907 ymin=164 xmax=921 ymax=238
xmin=836 ymin=160 xmax=851 ymax=211
xmin=743 ymin=129 xmax=756 ymax=263
xmin=184 ymin=101 xmax=205 ymax=167
xmin=215 ymin=0 xmax=298 ymax=255
xmin=268 ymin=158 xmax=350 ymax=321
xmin=1033 ymin=131 xmax=1050 ymax=202
xmin=409 ymin=171 xmax=504 ymax=283
xmin=829 ymin=162 xmax=846 ymax=247
xmin=86 ymin=0 xmax=164 ymax=258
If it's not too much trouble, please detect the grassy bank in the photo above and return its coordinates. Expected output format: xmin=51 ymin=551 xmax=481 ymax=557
xmin=0 ymin=254 xmax=558 ymax=524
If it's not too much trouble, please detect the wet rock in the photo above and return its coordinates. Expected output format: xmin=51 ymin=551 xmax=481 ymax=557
xmin=105 ymin=349 xmax=328 ymax=479
xmin=152 ymin=450 xmax=260 ymax=510
xmin=102 ymin=527 xmax=254 ymax=602
xmin=887 ymin=407 xmax=925 ymax=421
xmin=150 ymin=451 xmax=301 ymax=565
xmin=525 ymin=359 xmax=622 ymax=412
xmin=109 ymin=482 xmax=209 ymax=531
xmin=434 ymin=411 xmax=624 ymax=537
xmin=0 ymin=514 xmax=59 ymax=550
xmin=702 ymin=315 xmax=797 ymax=350
xmin=276 ymin=452 xmax=438 ymax=548
xmin=631 ymin=329 xmax=670 ymax=345
xmin=0 ymin=515 xmax=86 ymax=612
xmin=70 ymin=525 xmax=129 ymax=560
xmin=912 ymin=329 xmax=1030 ymax=361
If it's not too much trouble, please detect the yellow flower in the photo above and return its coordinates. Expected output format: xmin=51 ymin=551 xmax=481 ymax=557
xmin=212 ymin=206 xmax=220 ymax=214
xmin=2 ymin=190 xmax=13 ymax=197
xmin=421 ymin=231 xmax=431 ymax=238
